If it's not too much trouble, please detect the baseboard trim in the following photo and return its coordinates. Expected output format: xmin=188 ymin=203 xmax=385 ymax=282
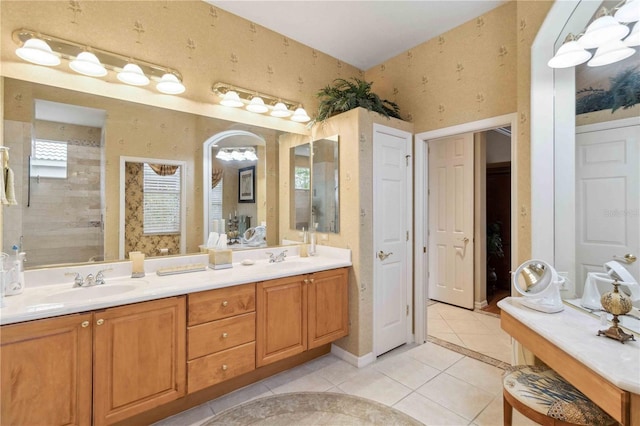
xmin=331 ymin=344 xmax=375 ymax=368
xmin=475 ymin=300 xmax=488 ymax=310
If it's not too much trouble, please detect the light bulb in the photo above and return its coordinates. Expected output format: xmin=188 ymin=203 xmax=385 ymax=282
xmin=15 ymin=38 xmax=60 ymax=66
xmin=291 ymin=107 xmax=311 ymax=123
xmin=271 ymin=102 xmax=291 ymax=117
xmin=247 ymin=96 xmax=268 ymax=113
xmin=69 ymin=51 xmax=107 ymax=77
xmin=156 ymin=73 xmax=185 ymax=94
xmin=117 ymin=63 xmax=149 ymax=86
xmin=220 ymin=91 xmax=244 ymax=107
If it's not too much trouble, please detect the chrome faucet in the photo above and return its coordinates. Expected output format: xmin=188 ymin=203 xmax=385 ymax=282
xmin=267 ymin=249 xmax=288 ymax=263
xmin=66 ymin=268 xmax=112 ymax=288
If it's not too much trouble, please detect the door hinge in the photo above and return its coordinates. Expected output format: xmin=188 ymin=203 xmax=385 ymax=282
xmin=406 ymin=305 xmax=410 ymax=316
xmin=405 ymin=154 xmax=411 ymax=166
xmin=423 ymin=246 xmax=427 ymax=253
xmin=428 ymin=189 xmax=430 ymax=196
xmin=406 ymin=231 xmax=409 ymax=241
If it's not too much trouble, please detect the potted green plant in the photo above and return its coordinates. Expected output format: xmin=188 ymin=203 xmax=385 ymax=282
xmin=312 ymin=78 xmax=402 ymax=125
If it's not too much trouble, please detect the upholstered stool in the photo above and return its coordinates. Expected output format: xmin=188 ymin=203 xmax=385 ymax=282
xmin=502 ymin=365 xmax=616 ymax=426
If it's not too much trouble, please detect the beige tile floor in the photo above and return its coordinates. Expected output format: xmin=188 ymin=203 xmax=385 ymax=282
xmin=153 ymin=336 xmax=539 ymax=425
xmin=427 ymin=301 xmax=513 ymax=364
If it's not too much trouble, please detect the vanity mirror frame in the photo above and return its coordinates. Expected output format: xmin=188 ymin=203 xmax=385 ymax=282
xmin=119 ymin=156 xmax=187 ymax=259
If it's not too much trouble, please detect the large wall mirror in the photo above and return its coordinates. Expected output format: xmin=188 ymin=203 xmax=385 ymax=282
xmin=289 ymin=135 xmax=339 ymax=234
xmin=532 ymin=1 xmax=640 ymax=301
xmin=2 ymin=77 xmax=296 ymax=269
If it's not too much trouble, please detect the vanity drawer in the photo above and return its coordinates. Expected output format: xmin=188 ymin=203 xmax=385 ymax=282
xmin=188 ymin=312 xmax=255 ymax=360
xmin=188 ymin=283 xmax=256 ymax=325
xmin=187 ymin=342 xmax=256 ymax=393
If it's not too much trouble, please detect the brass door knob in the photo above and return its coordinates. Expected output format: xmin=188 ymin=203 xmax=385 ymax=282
xmin=222 ymin=300 xmax=228 ymax=307
xmin=222 ymin=332 xmax=228 ymax=338
xmin=81 ymin=321 xmax=89 ymax=328
xmin=96 ymin=319 xmax=104 ymax=326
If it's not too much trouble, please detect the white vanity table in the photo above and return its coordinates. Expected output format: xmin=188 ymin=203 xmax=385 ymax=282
xmin=499 ymin=297 xmax=640 ymax=425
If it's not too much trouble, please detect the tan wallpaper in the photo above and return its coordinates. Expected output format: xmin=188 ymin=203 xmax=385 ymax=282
xmin=124 ymin=162 xmax=180 ymax=257
xmin=365 ymin=0 xmax=555 ymax=265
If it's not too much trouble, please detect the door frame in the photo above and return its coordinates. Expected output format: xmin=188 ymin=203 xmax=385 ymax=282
xmin=372 ymin=123 xmax=413 ymax=356
xmin=413 ymin=113 xmax=518 ymax=344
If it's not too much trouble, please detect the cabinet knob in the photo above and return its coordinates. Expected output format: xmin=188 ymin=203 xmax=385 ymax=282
xmin=221 ymin=364 xmax=228 ymax=371
xmin=81 ymin=321 xmax=90 ymax=328
xmin=309 ymin=278 xmax=314 ymax=283
xmin=222 ymin=332 xmax=228 ymax=339
xmin=222 ymin=300 xmax=228 ymax=307
xmin=304 ymin=279 xmax=309 ymax=284
xmin=96 ymin=319 xmax=104 ymax=326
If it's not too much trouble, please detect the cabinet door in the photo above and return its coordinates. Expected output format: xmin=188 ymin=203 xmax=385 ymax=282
xmin=256 ymin=275 xmax=307 ymax=367
xmin=93 ymin=296 xmax=186 ymax=426
xmin=308 ymin=268 xmax=349 ymax=349
xmin=1 ymin=313 xmax=93 ymax=426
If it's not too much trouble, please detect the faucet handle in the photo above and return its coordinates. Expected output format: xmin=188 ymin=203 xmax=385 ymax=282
xmin=84 ymin=273 xmax=95 ymax=286
xmin=95 ymin=268 xmax=113 ymax=285
xmin=65 ymin=272 xmax=84 ymax=287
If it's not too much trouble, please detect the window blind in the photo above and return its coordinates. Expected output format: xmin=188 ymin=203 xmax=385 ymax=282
xmin=143 ymin=163 xmax=180 ymax=234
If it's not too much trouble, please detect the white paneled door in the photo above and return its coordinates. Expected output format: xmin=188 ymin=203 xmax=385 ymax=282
xmin=428 ymin=134 xmax=475 ymax=309
xmin=373 ymin=124 xmax=412 ymax=357
xmin=576 ymin=124 xmax=640 ymax=285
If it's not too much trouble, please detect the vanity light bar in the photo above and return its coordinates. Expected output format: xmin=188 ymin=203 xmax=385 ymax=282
xmin=12 ymin=29 xmax=185 ymax=93
xmin=212 ymin=82 xmax=301 ymax=117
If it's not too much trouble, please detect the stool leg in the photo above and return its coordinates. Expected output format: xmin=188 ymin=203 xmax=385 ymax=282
xmin=503 ymin=393 xmax=513 ymax=426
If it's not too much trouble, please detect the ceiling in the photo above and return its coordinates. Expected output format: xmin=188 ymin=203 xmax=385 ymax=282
xmin=208 ymin=1 xmax=507 ymax=70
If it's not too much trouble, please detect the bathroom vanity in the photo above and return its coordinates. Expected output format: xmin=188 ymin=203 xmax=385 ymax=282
xmin=0 ymin=247 xmax=351 ymax=426
xmin=499 ymin=297 xmax=640 ymax=426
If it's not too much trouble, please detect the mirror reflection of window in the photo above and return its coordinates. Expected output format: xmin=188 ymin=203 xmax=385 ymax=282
xmin=209 ymin=177 xmax=223 ymax=227
xmin=142 ymin=163 xmax=181 ymax=234
xmin=294 ymin=167 xmax=310 ymax=190
xmin=30 ymin=139 xmax=68 ymax=179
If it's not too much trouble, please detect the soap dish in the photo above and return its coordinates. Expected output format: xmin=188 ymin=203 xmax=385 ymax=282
xmin=241 ymin=259 xmax=255 ymax=266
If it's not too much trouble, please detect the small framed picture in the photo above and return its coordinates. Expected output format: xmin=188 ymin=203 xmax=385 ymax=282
xmin=238 ymin=165 xmax=255 ymax=203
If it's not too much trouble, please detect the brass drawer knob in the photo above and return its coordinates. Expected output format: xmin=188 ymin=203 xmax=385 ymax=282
xmin=221 ymin=364 xmax=228 ymax=371
xmin=222 ymin=332 xmax=228 ymax=338
xmin=222 ymin=300 xmax=228 ymax=307
xmin=81 ymin=321 xmax=89 ymax=328
xmin=96 ymin=319 xmax=104 ymax=326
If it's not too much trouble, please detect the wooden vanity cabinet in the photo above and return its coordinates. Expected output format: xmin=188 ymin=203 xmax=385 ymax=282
xmin=93 ymin=296 xmax=186 ymax=426
xmin=186 ymin=283 xmax=256 ymax=393
xmin=1 ymin=312 xmax=93 ymax=426
xmin=257 ymin=268 xmax=348 ymax=367
xmin=0 ymin=296 xmax=186 ymax=426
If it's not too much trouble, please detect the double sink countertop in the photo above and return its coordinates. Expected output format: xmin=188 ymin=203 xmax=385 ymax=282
xmin=1 ymin=245 xmax=352 ymax=326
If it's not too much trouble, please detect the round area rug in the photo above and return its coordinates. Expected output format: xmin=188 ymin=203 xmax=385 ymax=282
xmin=202 ymin=392 xmax=423 ymax=425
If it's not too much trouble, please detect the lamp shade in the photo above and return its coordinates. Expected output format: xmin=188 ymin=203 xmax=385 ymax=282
xmin=246 ymin=96 xmax=268 ymax=113
xmin=16 ymin=38 xmax=60 ymax=66
xmin=244 ymin=149 xmax=258 ymax=161
xmin=156 ymin=73 xmax=185 ymax=94
xmin=69 ymin=51 xmax=107 ymax=77
xmin=588 ymin=39 xmax=636 ymax=66
xmin=117 ymin=63 xmax=149 ymax=86
xmin=220 ymin=90 xmax=243 ymax=107
xmin=624 ymin=22 xmax=640 ymax=46
xmin=548 ymin=40 xmax=592 ymax=68
xmin=578 ymin=15 xmax=631 ymax=48
xmin=615 ymin=0 xmax=640 ymax=23
xmin=270 ymin=102 xmax=292 ymax=117
xmin=291 ymin=107 xmax=311 ymax=123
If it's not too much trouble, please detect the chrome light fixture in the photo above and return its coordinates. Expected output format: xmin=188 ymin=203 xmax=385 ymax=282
xmin=15 ymin=37 xmax=60 ymax=66
xmin=13 ymin=29 xmax=185 ymax=95
xmin=212 ymin=82 xmax=305 ymax=122
xmin=117 ymin=63 xmax=150 ymax=86
xmin=69 ymin=51 xmax=107 ymax=77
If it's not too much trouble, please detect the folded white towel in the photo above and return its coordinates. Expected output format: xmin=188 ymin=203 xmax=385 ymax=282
xmin=4 ymin=167 xmax=17 ymax=205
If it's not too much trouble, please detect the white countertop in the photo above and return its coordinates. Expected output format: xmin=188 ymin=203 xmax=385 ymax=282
xmin=0 ymin=245 xmax=351 ymax=326
xmin=498 ymin=297 xmax=640 ymax=394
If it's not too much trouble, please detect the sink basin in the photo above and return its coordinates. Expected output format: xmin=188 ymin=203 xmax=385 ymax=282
xmin=42 ymin=283 xmax=141 ymax=303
